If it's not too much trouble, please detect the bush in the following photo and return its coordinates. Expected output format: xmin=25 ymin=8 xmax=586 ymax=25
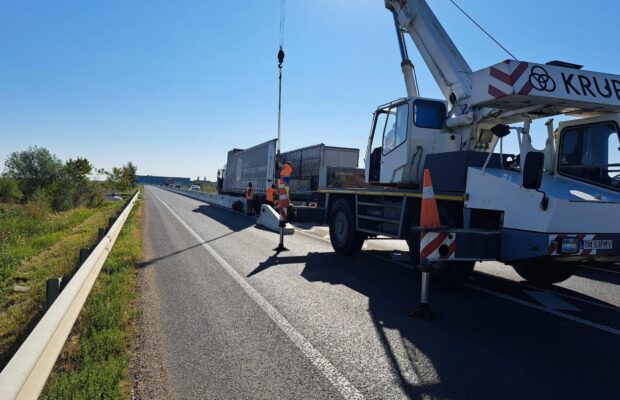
xmin=0 ymin=177 xmax=22 ymax=203
xmin=25 ymin=189 xmax=51 ymax=218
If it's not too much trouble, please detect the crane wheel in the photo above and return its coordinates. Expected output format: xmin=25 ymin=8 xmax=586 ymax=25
xmin=329 ymin=199 xmax=366 ymax=256
xmin=512 ymin=261 xmax=578 ymax=285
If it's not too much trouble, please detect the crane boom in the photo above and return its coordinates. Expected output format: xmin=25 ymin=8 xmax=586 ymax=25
xmin=385 ymin=0 xmax=472 ymax=115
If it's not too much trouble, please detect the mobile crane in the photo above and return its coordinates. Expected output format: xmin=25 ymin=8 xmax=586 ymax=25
xmin=319 ymin=0 xmax=620 ymax=287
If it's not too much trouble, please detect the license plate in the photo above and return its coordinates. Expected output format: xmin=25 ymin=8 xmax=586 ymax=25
xmin=581 ymin=240 xmax=613 ymax=250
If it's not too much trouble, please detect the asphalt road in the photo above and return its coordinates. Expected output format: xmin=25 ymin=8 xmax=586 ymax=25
xmin=136 ymin=186 xmax=620 ymax=400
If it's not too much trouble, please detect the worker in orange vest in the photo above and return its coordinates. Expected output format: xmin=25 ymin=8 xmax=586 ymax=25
xmin=245 ymin=182 xmax=254 ymax=215
xmin=280 ymin=161 xmax=293 ymax=199
xmin=265 ymin=184 xmax=276 ymax=208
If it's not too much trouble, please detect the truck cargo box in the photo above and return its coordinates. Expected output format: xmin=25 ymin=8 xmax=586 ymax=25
xmin=223 ymin=139 xmax=277 ymax=196
xmin=281 ymin=144 xmax=359 ymax=194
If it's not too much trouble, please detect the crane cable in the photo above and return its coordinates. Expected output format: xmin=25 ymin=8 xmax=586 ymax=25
xmin=276 ymin=0 xmax=286 ymax=153
xmin=448 ymin=0 xmax=518 ymax=61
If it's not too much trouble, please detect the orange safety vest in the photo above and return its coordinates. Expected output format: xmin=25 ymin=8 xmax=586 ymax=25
xmin=281 ymin=163 xmax=293 ymax=177
xmin=266 ymin=187 xmax=275 ymax=202
xmin=245 ymin=187 xmax=254 ymax=200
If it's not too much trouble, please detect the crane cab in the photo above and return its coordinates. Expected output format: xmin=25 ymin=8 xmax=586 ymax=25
xmin=365 ymin=97 xmax=460 ymax=187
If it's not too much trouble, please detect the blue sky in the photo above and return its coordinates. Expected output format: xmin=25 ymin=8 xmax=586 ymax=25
xmin=1 ymin=0 xmax=619 ymax=180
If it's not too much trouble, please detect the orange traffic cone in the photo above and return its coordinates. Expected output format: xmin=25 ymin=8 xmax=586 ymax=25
xmin=420 ymin=168 xmax=441 ymax=229
xmin=410 ymin=168 xmax=442 ymax=321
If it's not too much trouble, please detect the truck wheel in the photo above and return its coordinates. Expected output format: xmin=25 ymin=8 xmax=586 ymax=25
xmin=329 ymin=199 xmax=366 ymax=256
xmin=512 ymin=261 xmax=578 ymax=285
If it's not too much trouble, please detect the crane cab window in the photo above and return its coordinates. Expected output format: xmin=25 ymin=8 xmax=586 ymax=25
xmin=559 ymin=122 xmax=620 ymax=190
xmin=414 ymin=100 xmax=446 ymax=129
xmin=380 ymin=104 xmax=408 ymax=155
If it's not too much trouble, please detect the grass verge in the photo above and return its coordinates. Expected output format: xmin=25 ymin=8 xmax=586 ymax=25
xmin=41 ymin=197 xmax=142 ymax=399
xmin=0 ymin=201 xmax=126 ymax=366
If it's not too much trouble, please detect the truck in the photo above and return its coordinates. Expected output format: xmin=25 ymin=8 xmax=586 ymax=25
xmin=221 ymin=139 xmax=278 ymax=197
xmin=280 ymin=144 xmax=360 ymax=200
xmin=219 ymin=139 xmax=364 ymax=204
xmin=312 ymin=0 xmax=620 ymax=289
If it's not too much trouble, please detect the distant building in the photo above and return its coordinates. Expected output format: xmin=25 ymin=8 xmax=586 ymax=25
xmin=136 ymin=175 xmax=191 ymax=186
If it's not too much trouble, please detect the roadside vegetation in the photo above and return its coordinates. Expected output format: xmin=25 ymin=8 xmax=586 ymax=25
xmin=41 ymin=198 xmax=142 ymax=399
xmin=0 ymin=146 xmax=139 ymax=367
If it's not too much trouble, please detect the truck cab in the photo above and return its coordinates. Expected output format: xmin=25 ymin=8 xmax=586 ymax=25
xmin=365 ymin=97 xmax=460 ymax=186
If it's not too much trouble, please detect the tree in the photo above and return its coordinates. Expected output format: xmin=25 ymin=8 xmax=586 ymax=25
xmin=64 ymin=158 xmax=93 ymax=207
xmin=124 ymin=162 xmax=138 ymax=187
xmin=105 ymin=162 xmax=138 ymax=191
xmin=0 ymin=177 xmax=23 ymax=203
xmin=4 ymin=146 xmax=62 ymax=199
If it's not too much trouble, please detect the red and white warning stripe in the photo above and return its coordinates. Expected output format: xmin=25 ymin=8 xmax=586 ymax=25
xmin=420 ymin=231 xmax=456 ymax=261
xmin=548 ymin=234 xmax=598 ymax=256
xmin=277 ymin=178 xmax=289 ymax=221
xmin=488 ymin=60 xmax=533 ymax=99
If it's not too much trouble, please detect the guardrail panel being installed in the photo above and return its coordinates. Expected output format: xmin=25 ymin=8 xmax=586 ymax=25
xmin=0 ymin=191 xmax=140 ymax=400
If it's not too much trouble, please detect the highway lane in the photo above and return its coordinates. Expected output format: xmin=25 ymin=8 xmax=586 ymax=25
xmin=136 ymin=186 xmax=620 ymax=400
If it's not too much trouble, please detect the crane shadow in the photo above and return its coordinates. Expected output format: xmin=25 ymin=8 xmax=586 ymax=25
xmin=138 ymin=231 xmax=236 ymax=269
xmin=191 ymin=204 xmax=255 ymax=232
xmin=247 ymin=248 xmax=620 ymax=399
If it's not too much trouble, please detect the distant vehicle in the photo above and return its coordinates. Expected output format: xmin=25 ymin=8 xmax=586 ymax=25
xmin=105 ymin=194 xmax=122 ymax=202
xmin=189 ymin=184 xmax=201 ymax=191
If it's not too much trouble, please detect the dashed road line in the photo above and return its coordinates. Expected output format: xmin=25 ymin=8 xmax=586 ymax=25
xmin=466 ymin=283 xmax=620 ymax=336
xmin=581 ymin=265 xmax=620 ymax=275
xmin=524 ymin=290 xmax=581 ymax=311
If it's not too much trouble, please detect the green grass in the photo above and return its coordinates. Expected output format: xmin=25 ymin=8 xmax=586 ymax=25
xmin=0 ymin=203 xmax=118 ymax=282
xmin=41 ymin=197 xmax=142 ymax=399
xmin=0 ymin=200 xmax=127 ymax=366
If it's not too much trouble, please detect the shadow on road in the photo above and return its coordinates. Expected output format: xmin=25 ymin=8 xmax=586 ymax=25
xmin=138 ymin=231 xmax=236 ymax=269
xmin=191 ymin=205 xmax=255 ymax=232
xmin=248 ymin=249 xmax=620 ymax=399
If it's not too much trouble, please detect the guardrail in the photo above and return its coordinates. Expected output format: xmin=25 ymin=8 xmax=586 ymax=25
xmin=163 ymin=186 xmax=239 ymax=209
xmin=0 ymin=191 xmax=140 ymax=400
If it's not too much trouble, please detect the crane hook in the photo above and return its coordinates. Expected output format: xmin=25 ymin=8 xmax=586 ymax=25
xmin=278 ymin=46 xmax=285 ymax=69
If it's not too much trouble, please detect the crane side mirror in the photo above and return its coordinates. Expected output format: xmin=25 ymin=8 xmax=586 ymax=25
xmin=523 ymin=152 xmax=545 ymax=190
xmin=491 ymin=124 xmax=511 ymax=138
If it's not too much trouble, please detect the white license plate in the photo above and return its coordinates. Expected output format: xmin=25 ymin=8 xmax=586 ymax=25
xmin=581 ymin=240 xmax=613 ymax=250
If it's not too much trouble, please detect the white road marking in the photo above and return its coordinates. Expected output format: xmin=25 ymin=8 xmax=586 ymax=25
xmin=518 ymin=282 xmax=620 ymax=312
xmin=159 ymin=189 xmax=620 ymax=339
xmin=151 ymin=190 xmax=365 ymax=400
xmin=582 ymin=265 xmax=620 ymax=275
xmin=524 ymin=290 xmax=581 ymax=311
xmin=466 ymin=284 xmax=620 ymax=337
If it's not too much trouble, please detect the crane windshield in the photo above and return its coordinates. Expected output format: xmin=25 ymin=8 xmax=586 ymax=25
xmin=558 ymin=122 xmax=620 ymax=191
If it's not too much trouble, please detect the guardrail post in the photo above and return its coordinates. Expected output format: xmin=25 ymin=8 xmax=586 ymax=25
xmin=98 ymin=228 xmax=106 ymax=241
xmin=108 ymin=217 xmax=115 ymax=228
xmin=59 ymin=276 xmax=71 ymax=292
xmin=45 ymin=278 xmax=60 ymax=310
xmin=79 ymin=248 xmax=90 ymax=265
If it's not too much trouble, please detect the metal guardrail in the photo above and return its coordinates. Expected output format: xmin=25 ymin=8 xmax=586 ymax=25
xmin=0 ymin=191 xmax=140 ymax=400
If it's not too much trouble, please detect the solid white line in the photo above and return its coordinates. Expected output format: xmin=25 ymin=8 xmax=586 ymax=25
xmin=465 ymin=283 xmax=620 ymax=337
xmin=150 ymin=190 xmax=365 ymax=400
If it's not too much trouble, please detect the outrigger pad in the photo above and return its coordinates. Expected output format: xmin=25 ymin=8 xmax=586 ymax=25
xmin=409 ymin=303 xmax=442 ymax=321
xmin=256 ymin=204 xmax=294 ymax=235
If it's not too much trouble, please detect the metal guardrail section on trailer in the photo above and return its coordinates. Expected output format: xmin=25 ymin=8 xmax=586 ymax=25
xmin=0 ymin=191 xmax=140 ymax=400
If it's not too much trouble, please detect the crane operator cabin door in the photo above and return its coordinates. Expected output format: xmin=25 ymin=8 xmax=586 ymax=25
xmin=368 ymin=102 xmax=410 ymax=184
